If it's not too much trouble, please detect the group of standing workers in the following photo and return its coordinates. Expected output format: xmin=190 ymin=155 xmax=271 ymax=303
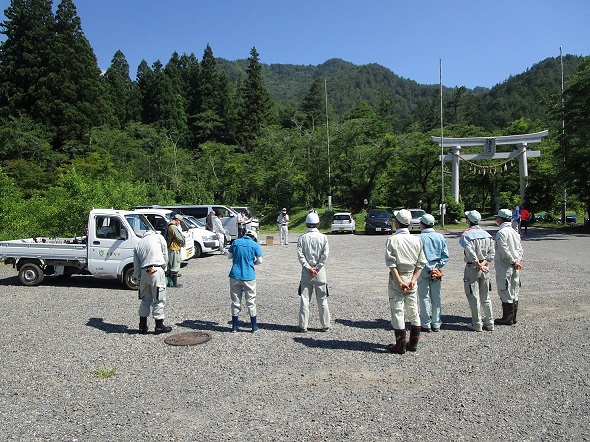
xmin=385 ymin=208 xmax=524 ymax=354
xmin=131 ymin=206 xmax=523 ymax=354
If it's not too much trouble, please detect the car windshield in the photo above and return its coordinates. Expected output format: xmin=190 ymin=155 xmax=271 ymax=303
xmin=369 ymin=210 xmax=390 ymax=219
xmin=124 ymin=213 xmax=154 ymax=237
xmin=334 ymin=214 xmax=351 ymax=221
xmin=410 ymin=210 xmax=426 ymax=219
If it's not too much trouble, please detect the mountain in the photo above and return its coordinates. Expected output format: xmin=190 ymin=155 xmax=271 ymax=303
xmin=217 ymin=54 xmax=583 ymax=132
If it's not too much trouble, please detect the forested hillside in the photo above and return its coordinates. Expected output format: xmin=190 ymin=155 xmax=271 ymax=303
xmin=0 ymin=0 xmax=588 ymax=239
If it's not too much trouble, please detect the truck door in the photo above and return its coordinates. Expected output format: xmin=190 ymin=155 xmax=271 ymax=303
xmin=88 ymin=215 xmax=134 ymax=276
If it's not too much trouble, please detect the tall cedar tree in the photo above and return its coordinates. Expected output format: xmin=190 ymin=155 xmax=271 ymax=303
xmin=236 ymin=47 xmax=272 ymax=151
xmin=138 ymin=60 xmax=188 ymax=146
xmin=103 ymin=50 xmax=141 ymax=127
xmin=192 ymin=44 xmax=234 ymax=146
xmin=0 ymin=0 xmax=55 ymax=124
xmin=49 ymin=0 xmax=108 ymax=152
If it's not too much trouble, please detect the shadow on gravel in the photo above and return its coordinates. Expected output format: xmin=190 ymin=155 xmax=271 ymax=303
xmin=86 ymin=317 xmax=135 ymax=334
xmin=293 ymin=336 xmax=387 ymax=353
xmin=335 ymin=318 xmax=391 ymax=329
xmin=177 ymin=319 xmax=228 ymax=332
xmin=0 ymin=275 xmax=20 ymax=286
xmin=439 ymin=314 xmax=473 ymax=331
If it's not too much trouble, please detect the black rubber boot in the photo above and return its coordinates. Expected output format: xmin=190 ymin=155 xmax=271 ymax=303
xmin=231 ymin=316 xmax=239 ymax=333
xmin=139 ymin=316 xmax=148 ymax=334
xmin=251 ymin=316 xmax=259 ymax=333
xmin=386 ymin=329 xmax=407 ymax=354
xmin=495 ymin=302 xmax=515 ymax=325
xmin=170 ymin=273 xmax=182 ymax=288
xmin=154 ymin=319 xmax=172 ymax=334
xmin=512 ymin=300 xmax=519 ymax=324
xmin=406 ymin=325 xmax=421 ymax=352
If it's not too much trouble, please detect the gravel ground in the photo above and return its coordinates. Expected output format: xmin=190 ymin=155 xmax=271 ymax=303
xmin=1 ymin=223 xmax=589 ymax=441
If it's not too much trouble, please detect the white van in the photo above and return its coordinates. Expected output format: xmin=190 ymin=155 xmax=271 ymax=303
xmin=131 ymin=208 xmax=195 ymax=261
xmin=146 ymin=205 xmax=240 ymax=240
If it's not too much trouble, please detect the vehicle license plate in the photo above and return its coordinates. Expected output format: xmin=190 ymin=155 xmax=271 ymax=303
xmin=376 ymin=228 xmax=382 ymax=231
xmin=339 ymin=227 xmax=345 ymax=231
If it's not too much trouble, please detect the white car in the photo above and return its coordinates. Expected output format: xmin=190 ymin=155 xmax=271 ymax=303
xmin=183 ymin=216 xmax=220 ymax=257
xmin=130 ymin=208 xmax=195 ymax=261
xmin=331 ymin=212 xmax=356 ymax=234
xmin=408 ymin=209 xmax=426 ymax=233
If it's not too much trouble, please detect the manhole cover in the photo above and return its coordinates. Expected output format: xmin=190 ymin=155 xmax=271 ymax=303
xmin=164 ymin=331 xmax=212 ymax=346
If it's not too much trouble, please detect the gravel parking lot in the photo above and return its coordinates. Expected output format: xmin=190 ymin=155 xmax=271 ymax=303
xmin=1 ymin=224 xmax=589 ymax=441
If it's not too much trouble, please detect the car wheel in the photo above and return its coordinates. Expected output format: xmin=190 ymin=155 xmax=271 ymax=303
xmin=193 ymin=242 xmax=203 ymax=258
xmin=19 ymin=262 xmax=44 ymax=286
xmin=124 ymin=267 xmax=140 ymax=290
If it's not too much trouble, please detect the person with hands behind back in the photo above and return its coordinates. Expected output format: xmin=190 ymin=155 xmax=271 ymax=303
xmin=385 ymin=209 xmax=427 ymax=354
xmin=494 ymin=208 xmax=524 ymax=326
xmin=459 ymin=210 xmax=495 ymax=332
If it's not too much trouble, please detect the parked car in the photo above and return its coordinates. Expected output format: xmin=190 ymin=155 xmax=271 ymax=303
xmin=231 ymin=206 xmax=260 ymax=233
xmin=137 ymin=205 xmax=240 ymax=240
xmin=130 ymin=208 xmax=195 ymax=261
xmin=364 ymin=209 xmax=392 ymax=234
xmin=331 ymin=212 xmax=356 ymax=234
xmin=408 ymin=209 xmax=426 ymax=233
xmin=182 ymin=215 xmax=220 ymax=257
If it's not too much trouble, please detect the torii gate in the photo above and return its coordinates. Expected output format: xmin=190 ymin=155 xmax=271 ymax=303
xmin=431 ymin=130 xmax=548 ymax=205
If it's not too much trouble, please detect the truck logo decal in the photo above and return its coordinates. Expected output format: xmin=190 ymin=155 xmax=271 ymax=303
xmin=99 ymin=250 xmax=104 ymax=257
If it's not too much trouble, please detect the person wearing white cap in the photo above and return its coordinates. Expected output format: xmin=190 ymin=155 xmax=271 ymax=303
xmin=166 ymin=214 xmax=186 ymax=288
xmin=417 ymin=213 xmax=449 ymax=333
xmin=212 ymin=212 xmax=227 ymax=254
xmin=494 ymin=208 xmax=524 ymax=325
xmin=277 ymin=208 xmax=290 ymax=245
xmin=385 ymin=209 xmax=427 ymax=354
xmin=459 ymin=210 xmax=495 ymax=332
xmin=296 ymin=212 xmax=330 ymax=332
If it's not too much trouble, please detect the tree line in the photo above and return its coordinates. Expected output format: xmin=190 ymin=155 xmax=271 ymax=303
xmin=0 ymin=0 xmax=588 ymax=239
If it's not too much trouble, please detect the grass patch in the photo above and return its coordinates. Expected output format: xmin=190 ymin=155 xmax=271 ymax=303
xmin=93 ymin=365 xmax=118 ymax=380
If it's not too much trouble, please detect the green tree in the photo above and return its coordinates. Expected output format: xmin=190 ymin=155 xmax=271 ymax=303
xmin=103 ymin=50 xmax=141 ymax=127
xmin=562 ymin=56 xmax=590 ymax=214
xmin=236 ymin=47 xmax=273 ymax=151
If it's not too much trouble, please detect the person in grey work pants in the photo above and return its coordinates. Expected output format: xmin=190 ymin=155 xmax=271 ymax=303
xmin=494 ymin=208 xmax=524 ymax=325
xmin=133 ymin=230 xmax=172 ymax=334
xmin=459 ymin=210 xmax=495 ymax=332
xmin=297 ymin=212 xmax=330 ymax=332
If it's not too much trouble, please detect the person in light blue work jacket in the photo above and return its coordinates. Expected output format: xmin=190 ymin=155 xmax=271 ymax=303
xmin=417 ymin=213 xmax=449 ymax=333
xmin=459 ymin=210 xmax=495 ymax=332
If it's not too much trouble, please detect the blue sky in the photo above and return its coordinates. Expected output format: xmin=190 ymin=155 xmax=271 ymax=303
xmin=1 ymin=0 xmax=588 ymax=89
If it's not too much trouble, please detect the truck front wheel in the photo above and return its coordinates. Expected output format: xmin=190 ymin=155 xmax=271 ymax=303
xmin=123 ymin=267 xmax=140 ymax=290
xmin=19 ymin=263 xmax=45 ymax=286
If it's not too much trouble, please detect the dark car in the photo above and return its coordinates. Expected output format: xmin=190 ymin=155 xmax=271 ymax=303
xmin=364 ymin=209 xmax=392 ymax=234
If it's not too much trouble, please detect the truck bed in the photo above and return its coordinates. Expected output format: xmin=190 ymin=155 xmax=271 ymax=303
xmin=0 ymin=238 xmax=88 ymax=263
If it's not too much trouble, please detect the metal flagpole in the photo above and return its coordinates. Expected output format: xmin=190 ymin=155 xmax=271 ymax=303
xmin=440 ymin=58 xmax=445 ymax=228
xmin=325 ymin=79 xmax=332 ymax=211
xmin=560 ymin=47 xmax=567 ymax=225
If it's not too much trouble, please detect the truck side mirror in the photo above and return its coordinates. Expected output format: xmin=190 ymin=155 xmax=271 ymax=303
xmin=119 ymin=229 xmax=128 ymax=240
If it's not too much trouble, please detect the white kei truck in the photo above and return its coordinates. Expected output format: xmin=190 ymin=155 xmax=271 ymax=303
xmin=0 ymin=209 xmax=164 ymax=290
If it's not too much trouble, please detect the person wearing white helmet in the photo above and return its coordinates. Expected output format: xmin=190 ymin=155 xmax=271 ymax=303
xmin=296 ymin=212 xmax=330 ymax=332
xmin=277 ymin=208 xmax=290 ymax=245
xmin=459 ymin=210 xmax=495 ymax=332
xmin=494 ymin=208 xmax=524 ymax=325
xmin=226 ymin=229 xmax=263 ymax=333
xmin=417 ymin=213 xmax=449 ymax=333
xmin=385 ymin=209 xmax=427 ymax=354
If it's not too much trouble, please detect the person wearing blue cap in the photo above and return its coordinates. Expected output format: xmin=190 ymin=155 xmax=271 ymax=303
xmin=459 ymin=210 xmax=495 ymax=332
xmin=417 ymin=213 xmax=449 ymax=333
xmin=494 ymin=208 xmax=524 ymax=325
